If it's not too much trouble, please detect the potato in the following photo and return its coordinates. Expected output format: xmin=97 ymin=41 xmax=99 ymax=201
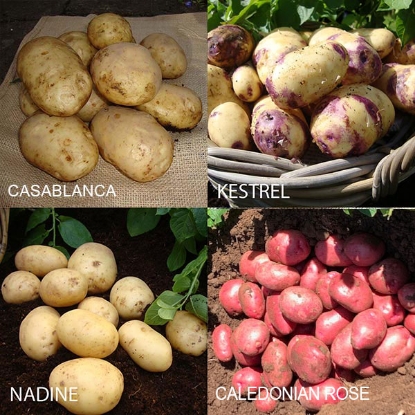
xmin=165 ymin=310 xmax=207 ymax=356
xmin=90 ymin=106 xmax=174 ymax=182
xmin=1 ymin=270 xmax=40 ymax=304
xmin=315 ymin=271 xmax=341 ymax=310
xmin=19 ymin=305 xmax=61 ymax=361
xmin=351 ymin=28 xmax=396 ymax=59
xmin=17 ymin=36 xmax=92 ymax=116
xmin=211 ymin=323 xmax=233 ymax=362
xmin=90 ymin=42 xmax=161 ymax=106
xmin=239 ymin=250 xmax=270 ymax=283
xmin=19 ymin=86 xmax=39 ymax=117
xmin=238 ymin=281 xmax=265 ymax=320
xmin=266 ymin=41 xmax=349 ymax=109
xmin=254 ymin=388 xmax=278 ymax=413
xmin=140 ymin=33 xmax=187 ymax=79
xmin=230 ymin=331 xmax=262 ymax=367
xmin=351 ymin=308 xmax=387 ymax=350
xmin=118 ymin=320 xmax=173 ymax=372
xmin=231 ymin=366 xmax=263 ymax=396
xmin=14 ymin=245 xmax=68 ymax=277
xmin=19 ymin=113 xmax=99 ymax=181
xmin=68 ymin=242 xmax=117 ymax=294
xmin=231 ymin=64 xmax=263 ymax=102
xmin=372 ymin=292 xmax=406 ymax=326
xmin=87 ymin=13 xmax=134 ymax=49
xmin=58 ymin=31 xmax=98 ymax=67
xmin=208 ymin=24 xmax=255 ymax=70
xmin=109 ymin=276 xmax=154 ymax=320
xmin=49 ymin=357 xmax=124 ymax=415
xmin=77 ymin=296 xmax=119 ymax=327
xmin=266 ymin=293 xmax=297 ymax=336
xmin=343 ymin=232 xmax=385 ymax=267
xmin=398 ymin=283 xmax=415 ymax=313
xmin=208 ymin=102 xmax=253 ymax=150
xmin=77 ymin=86 xmax=109 ymax=122
xmin=255 ymin=261 xmax=300 ymax=291
xmin=311 ymin=83 xmax=395 ymax=158
xmin=232 ymin=318 xmax=270 ymax=357
xmin=137 ymin=83 xmax=202 ymax=130
xmin=57 ymin=309 xmax=119 ymax=358
xmin=384 ymin=38 xmax=415 ymax=64
xmin=39 ymin=268 xmax=88 ymax=307
xmin=308 ymin=27 xmax=345 ymax=45
xmin=218 ymin=278 xmax=244 ymax=317
xmin=404 ymin=314 xmax=415 ymax=335
xmin=354 ymin=359 xmax=379 ymax=378
xmin=343 ymin=264 xmax=370 ymax=284
xmin=300 ymin=258 xmax=327 ymax=291
xmin=315 ymin=234 xmax=353 ymax=267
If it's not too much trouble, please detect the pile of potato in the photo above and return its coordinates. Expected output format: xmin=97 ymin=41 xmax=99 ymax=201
xmin=207 ymin=24 xmax=415 ymax=159
xmin=212 ymin=229 xmax=415 ymax=413
xmin=1 ymin=242 xmax=207 ymax=415
xmin=17 ymin=12 xmax=203 ymax=183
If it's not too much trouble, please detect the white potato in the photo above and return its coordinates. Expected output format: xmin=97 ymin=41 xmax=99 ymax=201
xmin=19 ymin=305 xmax=61 ymax=361
xmin=19 ymin=113 xmax=99 ymax=182
xmin=58 ymin=31 xmax=98 ymax=67
xmin=19 ymin=86 xmax=39 ymax=117
xmin=165 ymin=310 xmax=207 ymax=357
xmin=14 ymin=245 xmax=68 ymax=277
xmin=118 ymin=320 xmax=173 ymax=372
xmin=49 ymin=357 xmax=124 ymax=415
xmin=68 ymin=242 xmax=117 ymax=294
xmin=57 ymin=309 xmax=119 ymax=358
xmin=109 ymin=276 xmax=155 ymax=320
xmin=77 ymin=86 xmax=109 ymax=122
xmin=232 ymin=64 xmax=263 ymax=102
xmin=39 ymin=268 xmax=88 ymax=307
xmin=351 ymin=28 xmax=396 ymax=59
xmin=77 ymin=296 xmax=119 ymax=327
xmin=1 ymin=270 xmax=40 ymax=304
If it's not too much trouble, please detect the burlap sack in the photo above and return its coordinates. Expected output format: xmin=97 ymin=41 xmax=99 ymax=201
xmin=0 ymin=13 xmax=207 ymax=207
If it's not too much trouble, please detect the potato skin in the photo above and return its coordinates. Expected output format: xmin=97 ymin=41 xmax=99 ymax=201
xmin=1 ymin=270 xmax=40 ymax=304
xmin=77 ymin=86 xmax=109 ymax=122
xmin=218 ymin=278 xmax=244 ymax=317
xmin=58 ymin=31 xmax=97 ymax=67
xmin=19 ymin=113 xmax=99 ymax=181
xmin=77 ymin=296 xmax=119 ymax=327
xmin=90 ymin=106 xmax=174 ymax=182
xmin=352 ymin=28 xmax=396 ymax=59
xmin=238 ymin=281 xmax=265 ymax=320
xmin=19 ymin=86 xmax=39 ymax=117
xmin=343 ymin=232 xmax=385 ymax=267
xmin=17 ymin=36 xmax=92 ymax=116
xmin=232 ymin=64 xmax=263 ymax=102
xmin=212 ymin=323 xmax=233 ymax=362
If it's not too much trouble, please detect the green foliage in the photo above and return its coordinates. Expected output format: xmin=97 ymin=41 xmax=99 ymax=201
xmin=343 ymin=208 xmax=395 ymax=218
xmin=207 ymin=208 xmax=228 ymax=228
xmin=208 ymin=0 xmax=415 ymax=45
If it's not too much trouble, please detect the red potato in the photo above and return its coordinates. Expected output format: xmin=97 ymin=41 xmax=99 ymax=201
xmin=231 ymin=366 xmax=263 ymax=396
xmin=232 ymin=318 xmax=270 ymax=356
xmin=219 ymin=278 xmax=244 ymax=317
xmin=368 ymin=257 xmax=410 ymax=295
xmin=211 ymin=324 xmax=233 ymax=362
xmin=263 ymin=311 xmax=281 ymax=337
xmin=353 ymin=359 xmax=380 ymax=378
xmin=315 ymin=306 xmax=355 ymax=346
xmin=331 ymin=324 xmax=368 ymax=370
xmin=315 ymin=234 xmax=353 ymax=267
xmin=265 ymin=229 xmax=311 ymax=266
xmin=255 ymin=261 xmax=300 ymax=291
xmin=287 ymin=334 xmax=313 ymax=368
xmin=294 ymin=378 xmax=347 ymax=412
xmin=261 ymin=338 xmax=293 ymax=388
xmin=404 ymin=313 xmax=415 ymax=335
xmin=315 ymin=271 xmax=341 ymax=310
xmin=350 ymin=308 xmax=387 ymax=350
xmin=369 ymin=325 xmax=415 ymax=372
xmin=328 ymin=272 xmax=373 ymax=313
xmin=300 ymin=257 xmax=327 ymax=291
xmin=289 ymin=336 xmax=332 ymax=384
xmin=343 ymin=232 xmax=386 ymax=267
xmin=343 ymin=265 xmax=370 ymax=284
xmin=279 ymin=286 xmax=323 ymax=324
xmin=238 ymin=281 xmax=266 ymax=319
xmin=266 ymin=293 xmax=297 ymax=336
xmin=398 ymin=282 xmax=415 ymax=313
xmin=372 ymin=292 xmax=406 ymax=326
xmin=254 ymin=388 xmax=278 ymax=413
xmin=230 ymin=332 xmax=262 ymax=367
xmin=239 ymin=250 xmax=270 ymax=282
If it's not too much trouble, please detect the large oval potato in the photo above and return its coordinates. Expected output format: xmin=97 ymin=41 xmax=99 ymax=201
xmin=49 ymin=357 xmax=124 ymax=415
xmin=14 ymin=245 xmax=68 ymax=277
xmin=17 ymin=36 xmax=92 ymax=116
xmin=90 ymin=42 xmax=162 ymax=106
xmin=19 ymin=305 xmax=61 ymax=361
xmin=1 ymin=270 xmax=40 ymax=304
xmin=90 ymin=106 xmax=174 ymax=182
xmin=68 ymin=242 xmax=117 ymax=294
xmin=57 ymin=309 xmax=119 ymax=358
xmin=58 ymin=31 xmax=98 ymax=67
xmin=137 ymin=83 xmax=202 ymax=130
xmin=19 ymin=113 xmax=99 ymax=181
xmin=118 ymin=320 xmax=173 ymax=372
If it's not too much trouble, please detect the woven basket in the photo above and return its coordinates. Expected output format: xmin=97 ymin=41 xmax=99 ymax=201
xmin=208 ymin=113 xmax=415 ymax=207
xmin=0 ymin=208 xmax=10 ymax=264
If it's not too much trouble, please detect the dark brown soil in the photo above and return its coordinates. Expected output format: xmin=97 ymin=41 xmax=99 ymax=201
xmin=208 ymin=208 xmax=415 ymax=415
xmin=0 ymin=208 xmax=207 ymax=415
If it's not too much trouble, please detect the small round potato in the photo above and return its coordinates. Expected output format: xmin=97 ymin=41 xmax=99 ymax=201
xmin=68 ymin=242 xmax=117 ymax=294
xmin=165 ymin=310 xmax=207 ymax=356
xmin=140 ymin=33 xmax=187 ymax=79
xmin=118 ymin=320 xmax=173 ymax=372
xmin=87 ymin=13 xmax=134 ymax=49
xmin=58 ymin=31 xmax=98 ymax=67
xmin=14 ymin=245 xmax=68 ymax=277
xmin=90 ymin=106 xmax=174 ymax=182
xmin=90 ymin=42 xmax=162 ymax=106
xmin=1 ymin=270 xmax=40 ymax=304
xmin=109 ymin=276 xmax=155 ymax=320
xmin=49 ymin=357 xmax=124 ymax=415
xmin=77 ymin=296 xmax=119 ymax=327
xmin=77 ymin=86 xmax=109 ymax=122
xmin=57 ymin=309 xmax=119 ymax=358
xmin=39 ymin=268 xmax=88 ymax=307
xmin=19 ymin=113 xmax=99 ymax=182
xmin=19 ymin=86 xmax=39 ymax=117
xmin=232 ymin=64 xmax=264 ymax=102
xmin=19 ymin=305 xmax=61 ymax=361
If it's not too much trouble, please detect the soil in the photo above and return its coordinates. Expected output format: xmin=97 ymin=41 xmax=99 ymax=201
xmin=208 ymin=208 xmax=415 ymax=415
xmin=0 ymin=208 xmax=207 ymax=415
